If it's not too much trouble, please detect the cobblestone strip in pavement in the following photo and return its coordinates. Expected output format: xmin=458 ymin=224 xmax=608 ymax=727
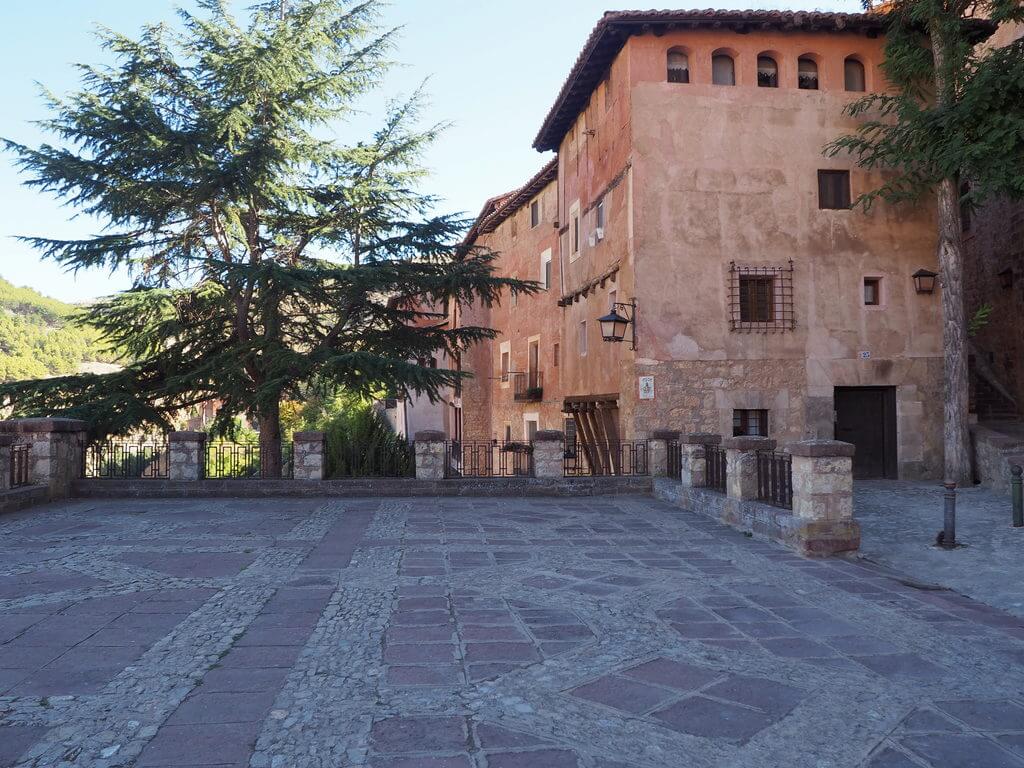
xmin=248 ymin=502 xmax=408 ymax=768
xmin=1 ymin=501 xmax=334 ymax=768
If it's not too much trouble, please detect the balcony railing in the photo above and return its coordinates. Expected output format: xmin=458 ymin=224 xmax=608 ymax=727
xmin=444 ymin=440 xmax=533 ymax=478
xmin=704 ymin=444 xmax=727 ymax=493
xmin=10 ymin=443 xmax=31 ymax=487
xmin=757 ymin=450 xmax=793 ymax=509
xmin=564 ymin=440 xmax=649 ymax=477
xmin=82 ymin=440 xmax=169 ymax=479
xmin=512 ymin=370 xmax=543 ymax=402
xmin=204 ymin=442 xmax=294 ymax=479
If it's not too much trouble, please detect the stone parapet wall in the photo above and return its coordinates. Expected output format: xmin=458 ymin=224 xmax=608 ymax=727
xmin=0 ymin=418 xmax=86 ymax=500
xmin=654 ymin=478 xmax=859 ymax=556
xmin=414 ymin=431 xmax=447 ymax=480
xmin=168 ymin=432 xmax=206 ymax=482
xmin=971 ymin=424 xmax=1024 ymax=496
xmin=71 ymin=476 xmax=652 ymax=499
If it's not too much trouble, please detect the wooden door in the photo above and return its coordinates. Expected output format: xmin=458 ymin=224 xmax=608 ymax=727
xmin=834 ymin=387 xmax=897 ymax=479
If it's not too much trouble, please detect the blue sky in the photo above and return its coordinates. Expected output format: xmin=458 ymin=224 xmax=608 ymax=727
xmin=0 ymin=0 xmax=859 ymax=302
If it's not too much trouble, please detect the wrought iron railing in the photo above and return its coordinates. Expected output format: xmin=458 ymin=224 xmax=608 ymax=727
xmin=757 ymin=450 xmax=793 ymax=509
xmin=667 ymin=440 xmax=682 ymax=479
xmin=82 ymin=440 xmax=169 ymax=479
xmin=10 ymin=443 xmax=31 ymax=487
xmin=205 ymin=442 xmax=294 ymax=479
xmin=564 ymin=440 xmax=649 ymax=477
xmin=445 ymin=440 xmax=533 ymax=478
xmin=327 ymin=441 xmax=415 ymax=478
xmin=513 ymin=371 xmax=544 ymax=402
xmin=704 ymin=444 xmax=727 ymax=492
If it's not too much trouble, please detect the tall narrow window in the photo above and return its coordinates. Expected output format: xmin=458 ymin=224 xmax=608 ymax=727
xmin=541 ymin=249 xmax=553 ymax=290
xmin=596 ymin=198 xmax=606 ymax=229
xmin=667 ymin=49 xmax=689 ymax=83
xmin=798 ymin=57 xmax=818 ymax=90
xmin=579 ymin=321 xmax=588 ymax=357
xmin=500 ymin=349 xmax=510 ymax=383
xmin=570 ymin=203 xmax=581 ymax=260
xmin=818 ymin=170 xmax=851 ymax=210
xmin=712 ymin=53 xmax=736 ymax=86
xmin=864 ymin=277 xmax=881 ymax=306
xmin=738 ymin=276 xmax=775 ymax=323
xmin=553 ymin=343 xmax=560 ymax=368
xmin=844 ymin=57 xmax=866 ymax=92
xmin=530 ymin=199 xmax=540 ymax=228
xmin=757 ymin=55 xmax=778 ymax=88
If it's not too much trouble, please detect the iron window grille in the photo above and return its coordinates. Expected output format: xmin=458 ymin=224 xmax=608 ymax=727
xmin=729 ymin=261 xmax=795 ymax=333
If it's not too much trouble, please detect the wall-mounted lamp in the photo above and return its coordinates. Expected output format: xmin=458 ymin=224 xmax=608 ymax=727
xmin=598 ymin=299 xmax=637 ymax=351
xmin=912 ymin=269 xmax=938 ymax=295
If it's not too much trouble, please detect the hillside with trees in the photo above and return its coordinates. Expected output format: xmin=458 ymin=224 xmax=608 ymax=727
xmin=0 ymin=276 xmax=120 ymax=381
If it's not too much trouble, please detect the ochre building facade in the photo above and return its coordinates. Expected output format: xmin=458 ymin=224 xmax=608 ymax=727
xmin=454 ymin=9 xmax=947 ymax=480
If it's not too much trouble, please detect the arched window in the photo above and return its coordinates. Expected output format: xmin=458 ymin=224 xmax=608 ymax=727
xmin=757 ymin=55 xmax=779 ymax=88
xmin=667 ymin=49 xmax=689 ymax=83
xmin=798 ymin=57 xmax=819 ymax=90
xmin=844 ymin=57 xmax=866 ymax=91
xmin=712 ymin=52 xmax=735 ymax=86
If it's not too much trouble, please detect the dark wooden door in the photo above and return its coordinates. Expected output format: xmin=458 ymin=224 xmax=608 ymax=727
xmin=834 ymin=387 xmax=898 ymax=479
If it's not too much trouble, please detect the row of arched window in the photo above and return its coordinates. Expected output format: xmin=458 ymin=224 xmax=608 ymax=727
xmin=667 ymin=48 xmax=867 ymax=92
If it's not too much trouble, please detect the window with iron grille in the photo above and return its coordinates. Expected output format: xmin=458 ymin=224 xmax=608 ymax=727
xmin=728 ymin=261 xmax=794 ymax=332
xmin=733 ymin=409 xmax=768 ymax=437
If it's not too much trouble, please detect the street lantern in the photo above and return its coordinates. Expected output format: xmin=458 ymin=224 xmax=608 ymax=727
xmin=598 ymin=299 xmax=636 ymax=350
xmin=912 ymin=268 xmax=938 ymax=295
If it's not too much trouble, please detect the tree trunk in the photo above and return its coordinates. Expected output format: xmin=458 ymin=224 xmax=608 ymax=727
xmin=936 ymin=177 xmax=973 ymax=485
xmin=259 ymin=400 xmax=284 ymax=479
xmin=931 ymin=21 xmax=973 ymax=487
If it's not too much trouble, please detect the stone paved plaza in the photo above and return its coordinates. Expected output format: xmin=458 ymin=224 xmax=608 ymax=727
xmin=1 ymin=496 xmax=1024 ymax=768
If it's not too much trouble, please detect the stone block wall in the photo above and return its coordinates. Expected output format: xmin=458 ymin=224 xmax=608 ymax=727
xmin=414 ymin=431 xmax=447 ymax=480
xmin=293 ymin=432 xmax=326 ymax=481
xmin=532 ymin=430 xmax=565 ymax=479
xmin=0 ymin=418 xmax=86 ymax=500
xmin=168 ymin=432 xmax=207 ymax=482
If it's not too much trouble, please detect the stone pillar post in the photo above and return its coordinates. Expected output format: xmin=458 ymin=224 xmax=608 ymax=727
xmin=0 ymin=435 xmax=14 ymax=492
xmin=532 ymin=430 xmax=564 ymax=479
xmin=723 ymin=436 xmax=776 ymax=501
xmin=293 ymin=432 xmax=326 ymax=481
xmin=787 ymin=440 xmax=859 ymax=555
xmin=414 ymin=430 xmax=447 ymax=480
xmin=679 ymin=433 xmax=720 ymax=487
xmin=648 ymin=430 xmax=680 ymax=478
xmin=168 ymin=432 xmax=207 ymax=482
xmin=0 ymin=418 xmax=86 ymax=500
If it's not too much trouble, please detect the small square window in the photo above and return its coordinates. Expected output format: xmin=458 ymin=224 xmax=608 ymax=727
xmin=531 ymin=200 xmax=540 ymax=228
xmin=864 ymin=278 xmax=881 ymax=306
xmin=733 ymin=409 xmax=768 ymax=437
xmin=818 ymin=170 xmax=851 ymax=210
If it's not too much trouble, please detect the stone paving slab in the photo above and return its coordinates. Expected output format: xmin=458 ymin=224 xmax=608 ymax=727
xmin=0 ymin=495 xmax=1023 ymax=767
xmin=855 ymin=480 xmax=1024 ymax=619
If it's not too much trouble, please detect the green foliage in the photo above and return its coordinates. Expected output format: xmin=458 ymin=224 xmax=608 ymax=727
xmin=0 ymin=275 xmax=120 ymax=382
xmin=0 ymin=0 xmax=536 ymax=443
xmin=826 ymin=1 xmax=1024 ymax=209
xmin=969 ymin=302 xmax=994 ymax=337
xmin=320 ymin=402 xmax=414 ymax=478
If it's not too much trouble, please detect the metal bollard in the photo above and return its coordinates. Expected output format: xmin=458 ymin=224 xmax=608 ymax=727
xmin=1012 ymin=465 xmax=1023 ymax=528
xmin=941 ymin=481 xmax=957 ymax=548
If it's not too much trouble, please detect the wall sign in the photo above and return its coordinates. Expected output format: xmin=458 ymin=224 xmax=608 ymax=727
xmin=639 ymin=376 xmax=655 ymax=400
xmin=859 ymin=351 xmax=871 ymax=360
